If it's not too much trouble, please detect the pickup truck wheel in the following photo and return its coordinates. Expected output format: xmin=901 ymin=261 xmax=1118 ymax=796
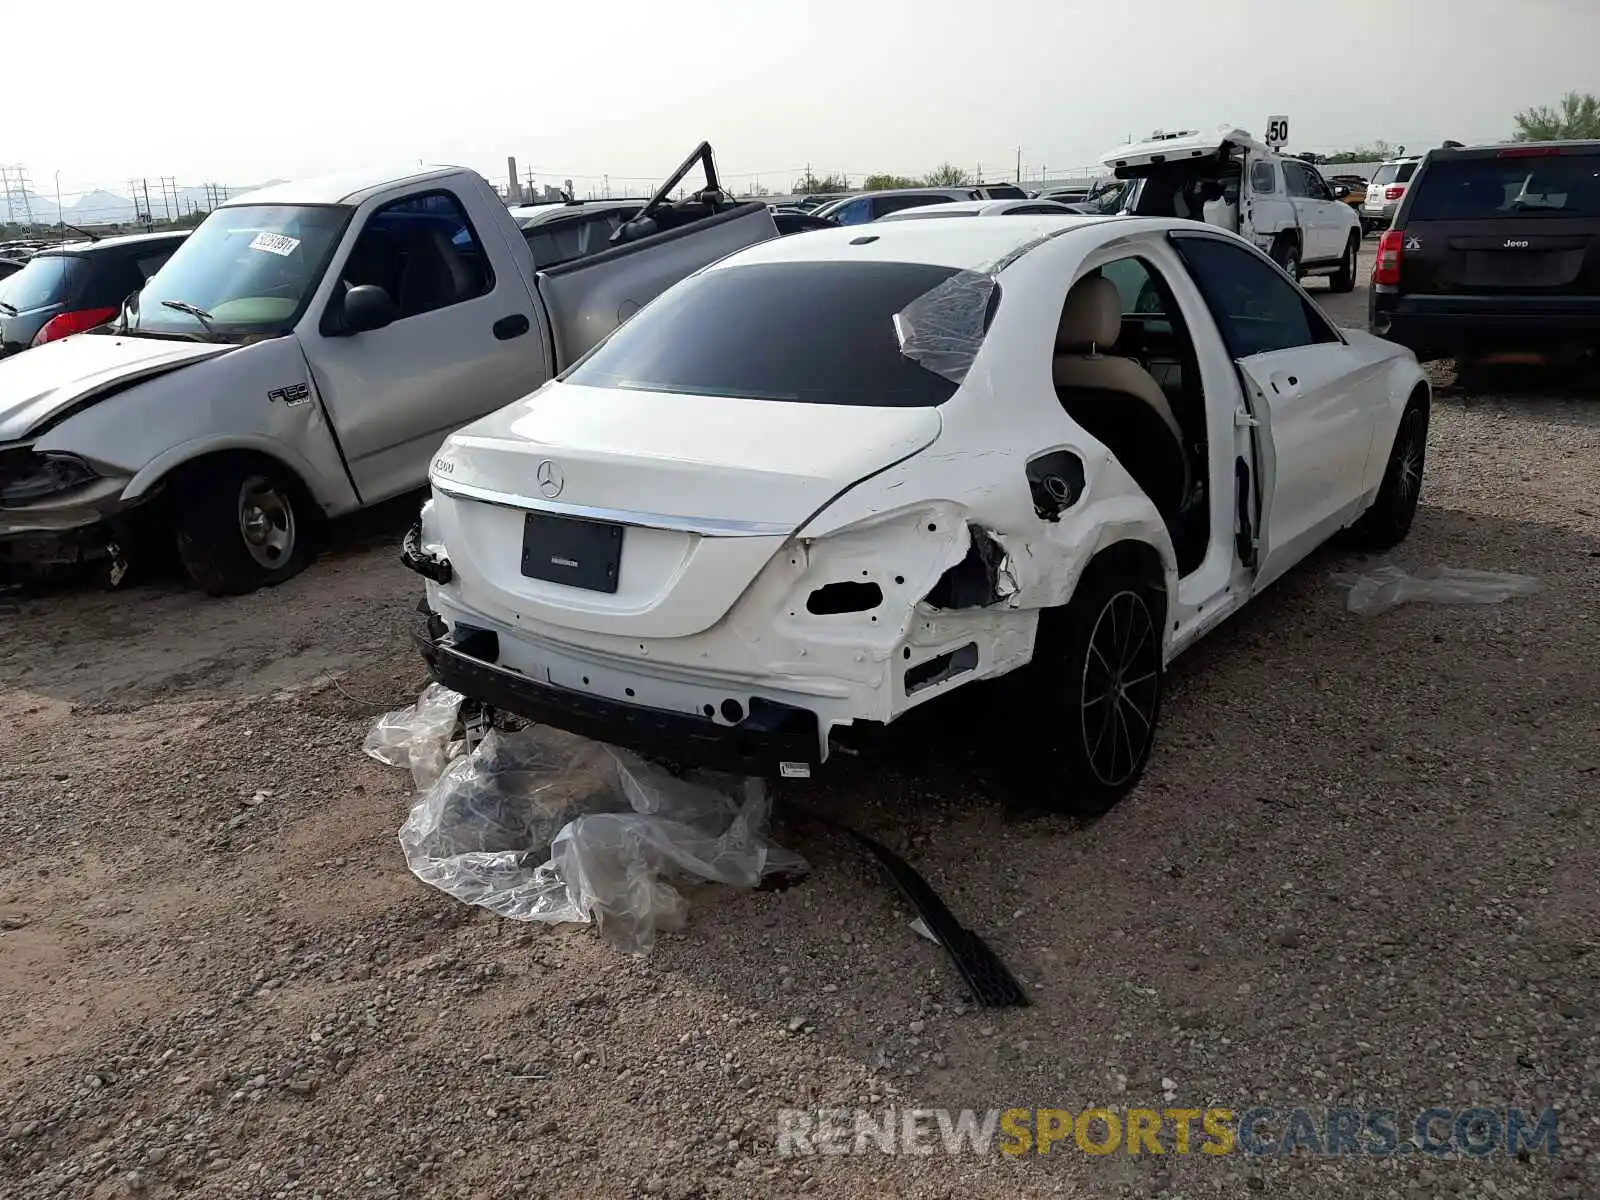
xmin=1274 ymin=238 xmax=1302 ymax=281
xmin=1014 ymin=566 xmax=1165 ymax=818
xmin=1328 ymin=234 xmax=1360 ymax=293
xmin=1350 ymin=399 xmax=1429 ymax=550
xmin=174 ymin=467 xmax=312 ymax=596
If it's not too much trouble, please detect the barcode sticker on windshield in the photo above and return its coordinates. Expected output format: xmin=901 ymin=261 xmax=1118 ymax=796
xmin=249 ymin=232 xmax=300 ymax=256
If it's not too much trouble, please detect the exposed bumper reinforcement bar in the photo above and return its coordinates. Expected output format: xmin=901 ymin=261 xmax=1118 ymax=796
xmin=415 ymin=607 xmax=823 ymax=777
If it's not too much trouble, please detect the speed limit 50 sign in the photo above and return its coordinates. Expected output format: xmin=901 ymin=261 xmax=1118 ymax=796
xmin=1265 ymin=116 xmax=1289 ymax=148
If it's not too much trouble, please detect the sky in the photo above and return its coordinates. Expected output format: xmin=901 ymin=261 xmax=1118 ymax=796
xmin=8 ymin=0 xmax=1598 ymax=203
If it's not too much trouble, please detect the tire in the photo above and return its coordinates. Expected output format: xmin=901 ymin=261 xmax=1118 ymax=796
xmin=174 ymin=463 xmax=313 ymax=596
xmin=1273 ymin=237 xmax=1302 ymax=281
xmin=1350 ymin=398 xmax=1429 ymax=550
xmin=1328 ymin=233 xmax=1360 ymax=293
xmin=1013 ymin=564 xmax=1165 ymax=818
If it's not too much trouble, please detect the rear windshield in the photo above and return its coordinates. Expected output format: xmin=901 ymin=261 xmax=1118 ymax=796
xmin=1372 ymin=162 xmax=1417 ymax=186
xmin=563 ymin=261 xmax=975 ymax=406
xmin=1409 ymin=153 xmax=1600 ymax=220
xmin=0 ymin=255 xmax=81 ymax=311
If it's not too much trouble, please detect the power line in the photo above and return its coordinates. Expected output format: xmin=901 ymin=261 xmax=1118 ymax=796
xmin=0 ymin=165 xmax=34 ymax=224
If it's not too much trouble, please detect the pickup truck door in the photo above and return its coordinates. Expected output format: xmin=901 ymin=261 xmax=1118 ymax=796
xmin=1171 ymin=232 xmax=1372 ymax=589
xmin=1285 ymin=162 xmax=1343 ymax=261
xmin=1240 ymin=155 xmax=1292 ymax=256
xmin=300 ymin=186 xmax=547 ymax=505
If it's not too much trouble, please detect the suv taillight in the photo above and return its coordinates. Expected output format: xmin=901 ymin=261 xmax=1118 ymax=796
xmin=32 ymin=306 xmax=119 ymax=347
xmin=1373 ymin=230 xmax=1404 ymax=287
xmin=1384 ymin=184 xmax=1406 ymax=201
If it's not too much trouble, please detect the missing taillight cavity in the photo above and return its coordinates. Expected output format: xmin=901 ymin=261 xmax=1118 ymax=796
xmin=925 ymin=526 xmax=1015 ymax=609
xmin=806 ymin=580 xmax=883 ymax=615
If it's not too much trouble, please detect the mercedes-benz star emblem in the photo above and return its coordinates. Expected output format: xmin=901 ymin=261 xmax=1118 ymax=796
xmin=536 ymin=459 xmax=564 ymax=499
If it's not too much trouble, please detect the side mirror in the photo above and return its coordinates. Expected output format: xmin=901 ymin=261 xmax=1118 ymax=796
xmin=342 ymin=284 xmax=398 ymax=334
xmin=1332 ymin=185 xmax=1350 ymax=199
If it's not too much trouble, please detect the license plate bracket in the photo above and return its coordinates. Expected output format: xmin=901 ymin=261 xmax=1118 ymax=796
xmin=520 ymin=512 xmax=623 ymax=593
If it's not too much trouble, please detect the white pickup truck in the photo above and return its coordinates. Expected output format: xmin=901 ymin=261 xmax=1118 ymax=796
xmin=1102 ymin=127 xmax=1363 ymax=293
xmin=0 ymin=144 xmax=797 ymax=594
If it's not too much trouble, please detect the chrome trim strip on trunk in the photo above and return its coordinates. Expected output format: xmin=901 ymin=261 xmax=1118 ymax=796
xmin=430 ymin=476 xmax=792 ymax=537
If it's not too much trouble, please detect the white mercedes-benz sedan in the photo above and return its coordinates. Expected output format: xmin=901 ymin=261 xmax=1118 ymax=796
xmin=405 ymin=215 xmax=1428 ymax=815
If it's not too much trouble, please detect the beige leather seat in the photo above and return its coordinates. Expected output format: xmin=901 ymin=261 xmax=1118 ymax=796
xmin=1052 ymin=274 xmax=1191 ymax=512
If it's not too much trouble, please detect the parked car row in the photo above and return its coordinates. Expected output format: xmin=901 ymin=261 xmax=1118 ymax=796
xmin=5 ymin=119 xmax=1593 ymax=814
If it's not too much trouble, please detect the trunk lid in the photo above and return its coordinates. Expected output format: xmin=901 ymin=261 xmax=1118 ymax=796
xmin=432 ymin=381 xmax=943 ymax=639
xmin=1398 ymin=146 xmax=1600 ymax=296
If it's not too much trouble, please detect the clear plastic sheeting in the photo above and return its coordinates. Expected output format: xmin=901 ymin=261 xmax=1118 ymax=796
xmin=366 ymin=690 xmax=807 ymax=954
xmin=1330 ymin=565 xmax=1545 ymax=615
xmin=362 ymin=682 xmax=465 ymax=789
xmin=893 ymin=269 xmax=996 ymax=384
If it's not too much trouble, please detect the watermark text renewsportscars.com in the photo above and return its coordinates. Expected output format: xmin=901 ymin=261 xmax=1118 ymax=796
xmin=776 ymin=1106 xmax=1561 ymax=1158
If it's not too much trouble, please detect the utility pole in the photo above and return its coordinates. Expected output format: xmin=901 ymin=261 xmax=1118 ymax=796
xmin=1016 ymin=147 xmax=1022 ymax=183
xmin=523 ymin=165 xmax=535 ymax=199
xmin=0 ymin=165 xmax=35 ymax=226
xmin=976 ymin=161 xmax=983 ymax=183
xmin=140 ymin=178 xmax=154 ymax=231
xmin=160 ymin=176 xmax=176 ymax=221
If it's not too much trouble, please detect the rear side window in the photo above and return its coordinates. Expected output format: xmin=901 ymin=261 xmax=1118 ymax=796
xmin=563 ymin=260 xmax=978 ymax=406
xmin=1373 ymin=162 xmax=1418 ymax=186
xmin=77 ymin=255 xmax=149 ymax=308
xmin=877 ymin=194 xmax=955 ymax=217
xmin=1408 ymin=153 xmax=1600 ymax=220
xmin=0 ymin=255 xmax=81 ymax=311
xmin=826 ymin=198 xmax=870 ymax=225
xmin=1250 ymin=162 xmax=1277 ymax=193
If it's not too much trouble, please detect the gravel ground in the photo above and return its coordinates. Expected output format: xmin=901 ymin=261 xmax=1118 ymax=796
xmin=1 ymin=254 xmax=1597 ymax=1199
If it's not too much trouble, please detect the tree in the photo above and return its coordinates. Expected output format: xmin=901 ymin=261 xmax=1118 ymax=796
xmin=792 ymin=170 xmax=849 ymax=194
xmin=1322 ymin=141 xmax=1395 ymax=165
xmin=922 ymin=162 xmax=971 ymax=187
xmin=862 ymin=173 xmax=918 ymax=190
xmin=1513 ymin=91 xmax=1600 ymax=141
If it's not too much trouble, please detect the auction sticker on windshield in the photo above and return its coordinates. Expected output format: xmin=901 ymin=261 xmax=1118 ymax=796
xmin=249 ymin=232 xmax=301 ymax=256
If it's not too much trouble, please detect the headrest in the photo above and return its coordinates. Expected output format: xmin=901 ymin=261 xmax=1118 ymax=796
xmin=1056 ymin=274 xmax=1122 ymax=353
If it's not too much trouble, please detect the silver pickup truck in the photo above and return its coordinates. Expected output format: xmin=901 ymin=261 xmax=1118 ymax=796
xmin=0 ymin=144 xmax=796 ymax=594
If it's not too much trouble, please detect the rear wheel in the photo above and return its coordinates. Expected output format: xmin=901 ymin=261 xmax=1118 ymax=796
xmin=1273 ymin=237 xmax=1302 ymax=281
xmin=1350 ymin=398 xmax=1429 ymax=549
xmin=174 ymin=463 xmax=313 ymax=596
xmin=1328 ymin=233 xmax=1360 ymax=293
xmin=1013 ymin=564 xmax=1165 ymax=818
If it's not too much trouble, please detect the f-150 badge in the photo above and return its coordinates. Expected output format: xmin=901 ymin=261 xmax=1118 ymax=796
xmin=267 ymin=383 xmax=311 ymax=406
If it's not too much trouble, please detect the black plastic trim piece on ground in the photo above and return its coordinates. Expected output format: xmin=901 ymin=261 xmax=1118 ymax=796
xmin=794 ymin=804 xmax=1029 ymax=1008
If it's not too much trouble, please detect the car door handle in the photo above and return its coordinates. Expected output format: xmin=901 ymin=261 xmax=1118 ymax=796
xmin=492 ymin=314 xmax=530 ymax=340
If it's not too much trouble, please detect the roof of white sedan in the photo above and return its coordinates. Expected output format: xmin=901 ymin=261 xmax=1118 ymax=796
xmin=713 ymin=214 xmax=1119 ymax=273
xmin=875 ymin=198 xmax=1083 ymax=221
xmin=224 ymin=165 xmax=468 ymax=208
